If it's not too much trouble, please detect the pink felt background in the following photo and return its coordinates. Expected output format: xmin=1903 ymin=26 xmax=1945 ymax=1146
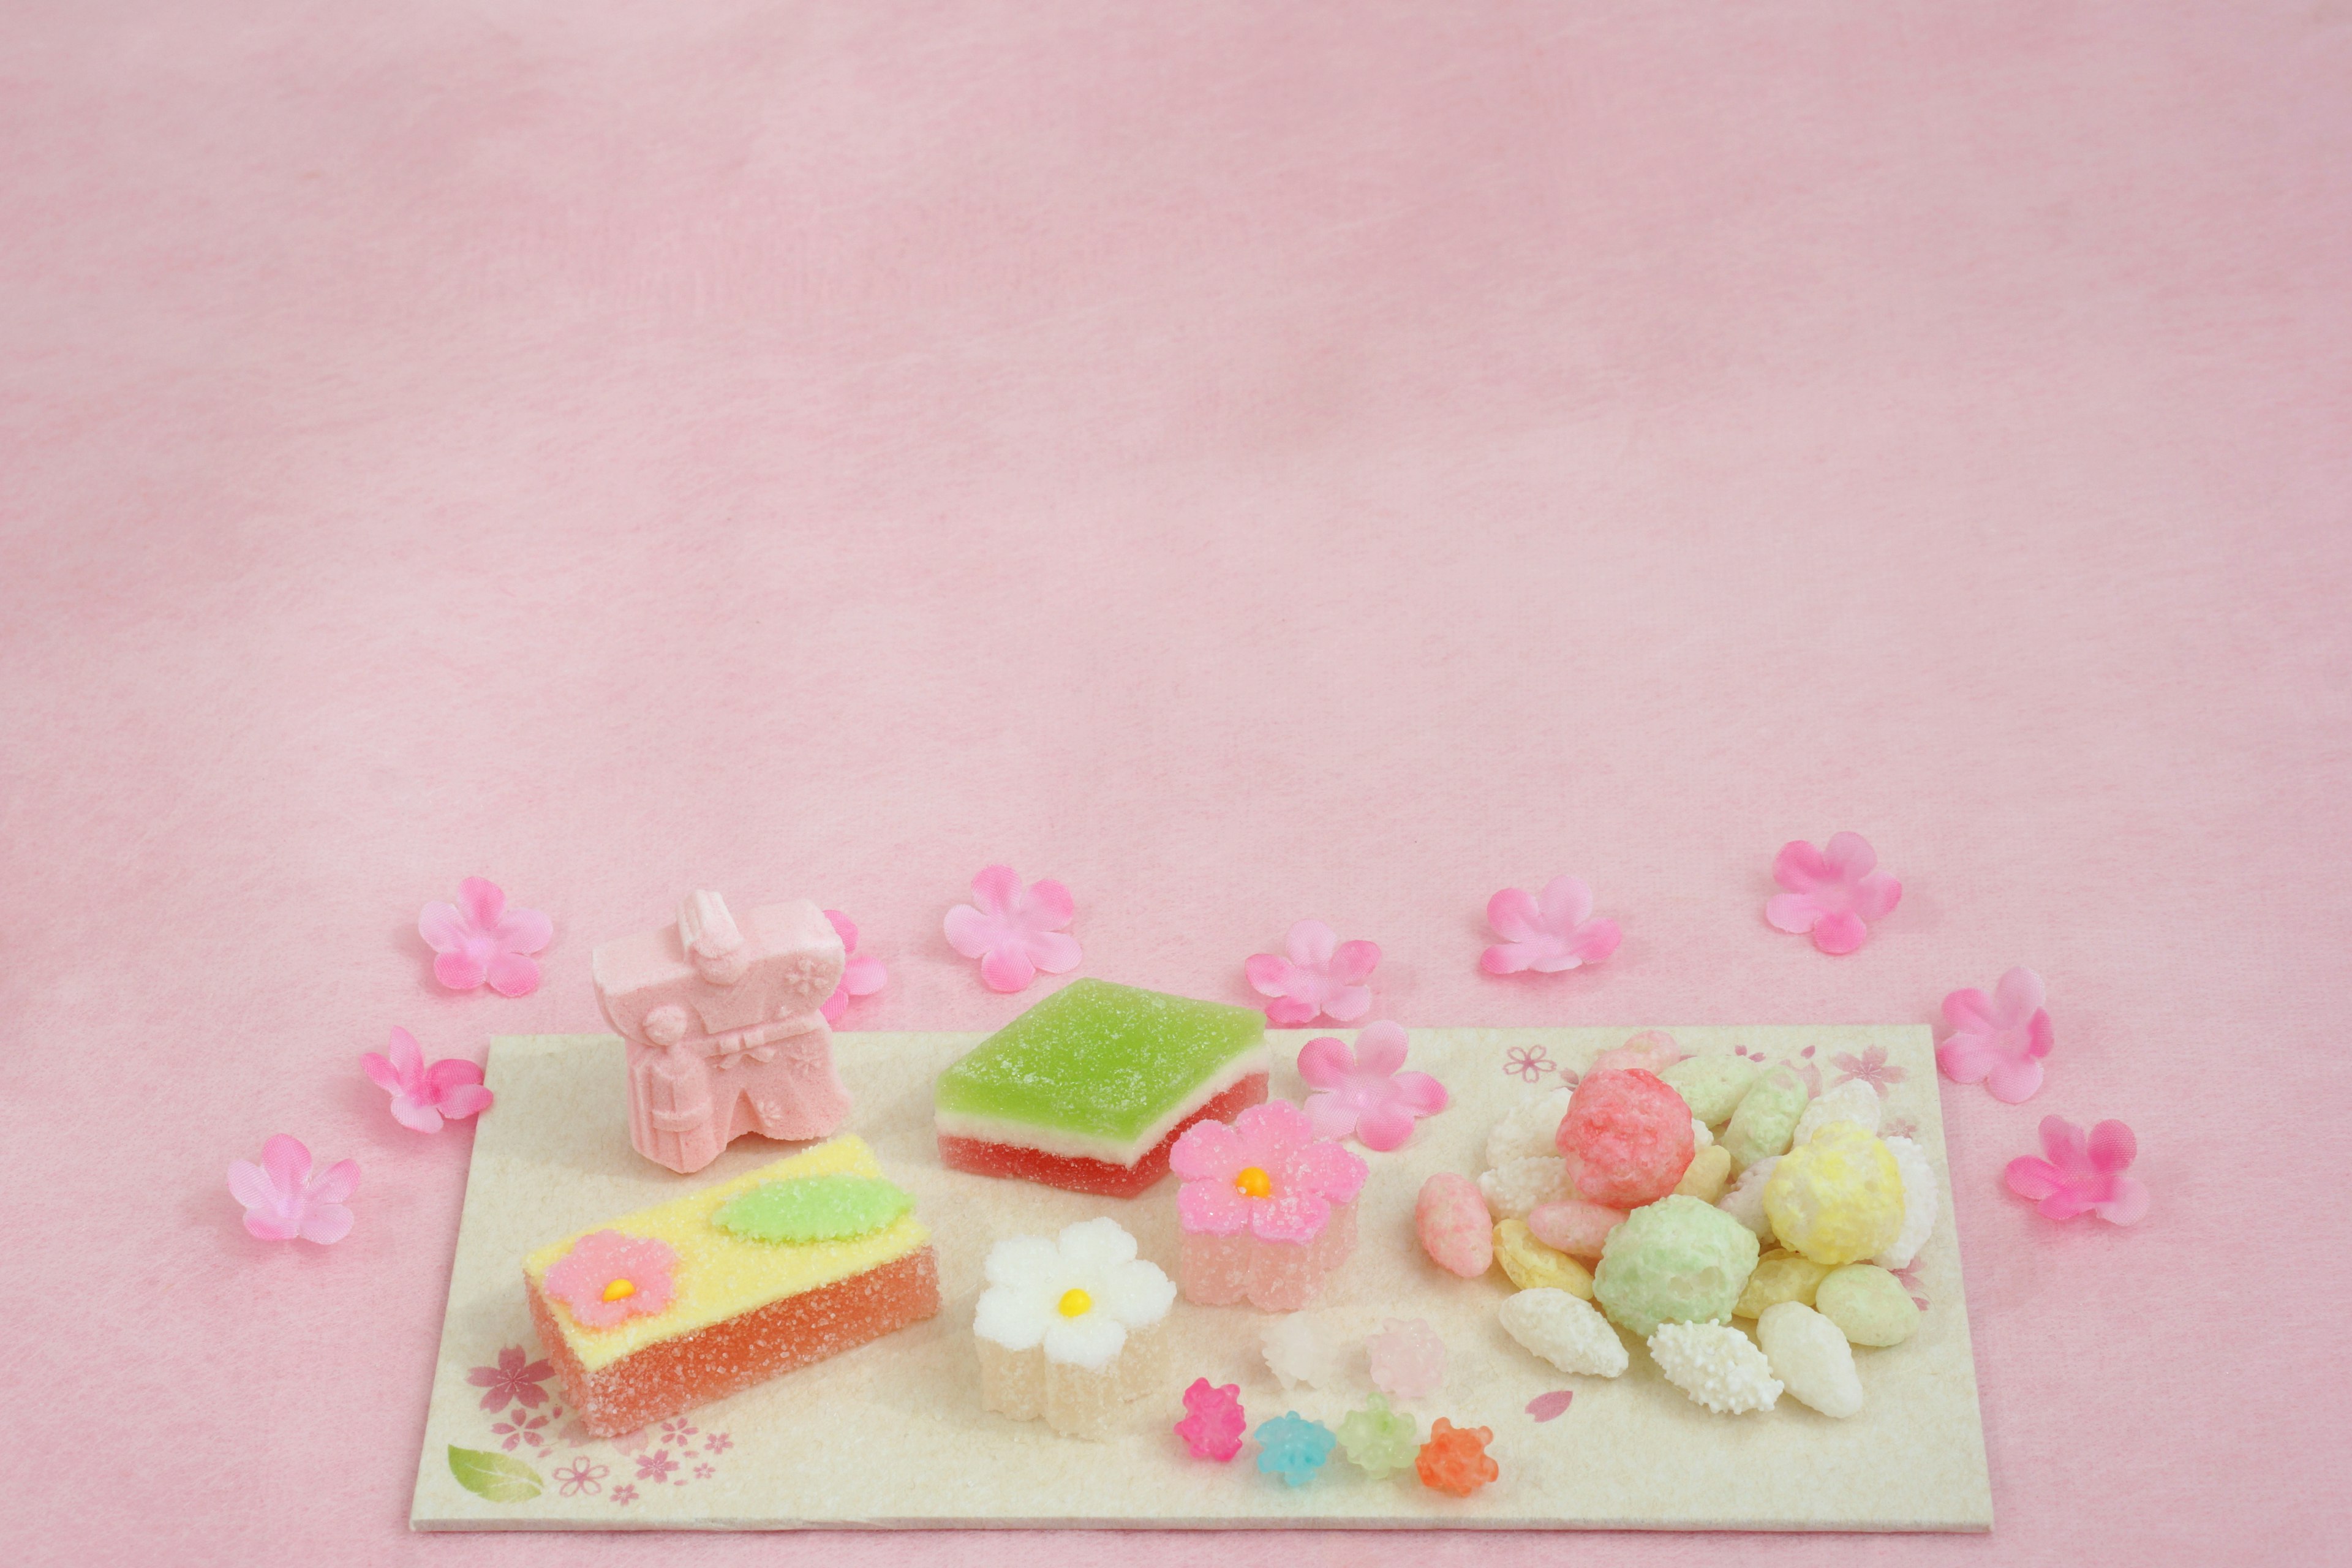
xmin=4 ymin=2 xmax=2348 ymax=1562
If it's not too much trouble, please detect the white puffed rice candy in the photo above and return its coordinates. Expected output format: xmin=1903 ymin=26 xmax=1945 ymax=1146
xmin=1716 ymin=1155 xmax=1778 ymax=1240
xmin=1479 ymin=1155 xmax=1573 ymax=1220
xmin=1871 ymin=1135 xmax=1940 ymax=1271
xmin=1498 ymin=1288 xmax=1629 ymax=1378
xmin=1646 ymin=1322 xmax=1781 ymax=1414
xmin=1485 ymin=1087 xmax=1572 ymax=1170
xmin=1791 ymin=1079 xmax=1882 ymax=1147
xmin=1757 ymin=1302 xmax=1863 ymax=1419
xmin=1690 ymin=1117 xmax=1713 ymax=1151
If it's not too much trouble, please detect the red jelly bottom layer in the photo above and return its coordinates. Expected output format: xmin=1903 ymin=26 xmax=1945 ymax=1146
xmin=937 ymin=1072 xmax=1270 ymax=1197
xmin=528 ymin=1245 xmax=941 ymax=1437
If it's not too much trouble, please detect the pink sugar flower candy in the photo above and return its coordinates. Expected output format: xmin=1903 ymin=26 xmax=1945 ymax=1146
xmin=363 ymin=1026 xmax=494 ymax=1133
xmin=1764 ymin=832 xmax=1902 ymax=955
xmin=545 ymin=1231 xmax=680 ymax=1329
xmin=419 ymin=877 xmax=553 ymax=996
xmin=819 ymin=910 xmax=888 ymax=1024
xmin=1297 ymin=1020 xmax=1449 ymax=1151
xmin=943 ymin=866 xmax=1081 ymax=993
xmin=1937 ymin=966 xmax=2055 ymax=1102
xmin=228 ymin=1134 xmax=359 ymax=1244
xmin=1171 ymin=1100 xmax=1369 ymax=1244
xmin=1480 ymin=876 xmax=1621 ymax=975
xmin=2005 ymin=1116 xmax=2149 ymax=1226
xmin=1175 ymin=1378 xmax=1248 ymax=1461
xmin=1246 ymin=919 xmax=1381 ymax=1025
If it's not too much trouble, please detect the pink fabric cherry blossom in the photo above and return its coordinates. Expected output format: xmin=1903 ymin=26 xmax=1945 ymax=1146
xmin=1938 ymin=966 xmax=2055 ymax=1102
xmin=943 ymin=865 xmax=1081 ymax=992
xmin=1245 ymin=919 xmax=1380 ymax=1025
xmin=1170 ymin=1100 xmax=1368 ymax=1244
xmin=545 ymin=1231 xmax=680 ymax=1328
xmin=362 ymin=1026 xmax=494 ymax=1133
xmin=1296 ymin=1020 xmax=1449 ymax=1151
xmin=2005 ymin=1116 xmax=2149 ymax=1225
xmin=1764 ymin=832 xmax=1902 ymax=955
xmin=1480 ymin=876 xmax=1621 ymax=975
xmin=227 ymin=1134 xmax=359 ymax=1244
xmin=820 ymin=910 xmax=888 ymax=1024
xmin=418 ymin=877 xmax=552 ymax=996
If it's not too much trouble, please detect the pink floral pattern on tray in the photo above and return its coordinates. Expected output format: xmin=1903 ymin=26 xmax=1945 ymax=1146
xmin=447 ymin=1340 xmax=732 ymax=1507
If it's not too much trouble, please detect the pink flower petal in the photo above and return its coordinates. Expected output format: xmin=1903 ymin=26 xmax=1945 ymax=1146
xmin=1354 ymin=1101 xmax=1417 ymax=1152
xmin=1936 ymin=1034 xmax=1999 ymax=1084
xmin=1264 ymin=995 xmax=1318 ymax=1026
xmin=1286 ymin=919 xmax=1338 ymax=967
xmin=432 ymin=950 xmax=489 ymax=991
xmin=1993 ymin=965 xmax=2046 ymax=1023
xmin=1772 ymin=840 xmax=1831 ymax=894
xmin=308 ymin=1158 xmax=361 ymax=1207
xmin=2040 ymin=1115 xmax=2087 ymax=1169
xmin=1177 ymin=1179 xmax=1253 ymax=1235
xmin=2003 ymin=1155 xmax=2064 ymax=1202
xmin=1327 ymin=939 xmax=1381 ymax=986
xmin=824 ymin=909 xmax=859 ymax=952
xmin=1821 ymin=831 xmax=1878 ymax=881
xmin=1983 ymin=1054 xmax=2045 ymax=1104
xmin=417 ymin=901 xmax=469 ymax=954
xmin=261 ymin=1134 xmax=312 ymax=1193
xmin=1302 ymin=1092 xmax=1359 ymax=1140
xmin=842 ymin=954 xmax=886 ymax=997
xmin=1295 ymin=1035 xmax=1352 ymax=1090
xmin=1763 ymin=891 xmax=1822 ymax=935
xmin=943 ymin=903 xmax=998 ymax=960
xmin=1169 ymin=1119 xmax=1243 ymax=1182
xmin=820 ymin=989 xmax=848 ymax=1025
xmin=1487 ymin=888 xmax=1541 ymax=944
xmin=1537 ymin=876 xmax=1593 ymax=930
xmin=1480 ymin=942 xmax=1532 ymax=976
xmin=2092 ymin=1176 xmax=2150 ymax=1226
xmin=484 ymin=949 xmax=541 ymax=998
xmin=459 ymin=876 xmax=507 ymax=930
xmin=2024 ymin=1008 xmax=2054 ymax=1060
xmin=1023 ymin=929 xmax=1083 ymax=975
xmin=1811 ymin=911 xmax=1868 ymax=954
xmin=390 ymin=1096 xmax=445 ymax=1134
xmin=1390 ymin=1070 xmax=1449 ymax=1116
xmin=1321 ymin=983 xmax=1373 ymax=1022
xmin=968 ymin=865 xmax=1023 ymax=916
xmin=978 ymin=944 xmax=1039 ymax=993
xmin=1023 ymin=878 xmax=1076 ymax=928
xmin=1850 ymin=873 xmax=1902 ymax=921
xmin=298 ymin=1202 xmax=355 ymax=1245
xmin=1942 ymin=986 xmax=1996 ymax=1033
xmin=492 ymin=903 xmax=554 ymax=956
xmin=1353 ymin=1020 xmax=1409 ymax=1077
xmin=226 ymin=1159 xmax=281 ymax=1216
xmin=424 ymin=1057 xmax=486 ymax=1096
xmin=436 ymin=1082 xmax=496 ymax=1121
xmin=2087 ymin=1118 xmax=2138 ymax=1174
xmin=1526 ymin=1390 xmax=1575 ymax=1422
xmin=1564 ymin=918 xmax=1622 ymax=965
xmin=1244 ymin=953 xmax=1295 ymax=997
xmin=361 ymin=1052 xmax=407 ymax=1098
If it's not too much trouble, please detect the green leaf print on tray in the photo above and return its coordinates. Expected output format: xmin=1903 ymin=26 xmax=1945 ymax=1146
xmin=449 ymin=1444 xmax=545 ymax=1502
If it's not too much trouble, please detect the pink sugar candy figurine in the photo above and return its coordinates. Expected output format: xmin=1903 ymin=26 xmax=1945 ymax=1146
xmin=1170 ymin=1101 xmax=1369 ymax=1311
xmin=592 ymin=891 xmax=850 ymax=1175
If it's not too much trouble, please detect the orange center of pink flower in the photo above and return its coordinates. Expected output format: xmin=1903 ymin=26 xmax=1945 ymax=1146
xmin=1234 ymin=1166 xmax=1273 ymax=1199
xmin=603 ymin=1277 xmax=637 ymax=1303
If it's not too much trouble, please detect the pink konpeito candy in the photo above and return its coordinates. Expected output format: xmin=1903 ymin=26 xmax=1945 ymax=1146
xmin=1365 ymin=1318 xmax=1447 ymax=1401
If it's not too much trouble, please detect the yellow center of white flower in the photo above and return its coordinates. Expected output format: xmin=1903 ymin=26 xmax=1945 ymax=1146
xmin=1235 ymin=1166 xmax=1273 ymax=1199
xmin=603 ymin=1278 xmax=637 ymax=1302
xmin=1057 ymin=1287 xmax=1092 ymax=1317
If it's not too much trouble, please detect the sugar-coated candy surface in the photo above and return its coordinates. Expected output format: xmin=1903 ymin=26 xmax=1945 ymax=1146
xmin=1262 ymin=1313 xmax=1346 ymax=1390
xmin=1174 ymin=1101 xmax=1366 ymax=1310
xmin=1758 ymin=1302 xmax=1863 ymax=1418
xmin=1689 ymin=1117 xmax=1714 ymax=1151
xmin=1366 ymin=1317 xmax=1447 ymax=1400
xmin=1873 ymin=1134 xmax=1940 ymax=1270
xmin=977 ymin=1324 xmax=1170 ymax=1440
xmin=940 ymin=1074 xmax=1267 ymax=1198
xmin=1478 ymin=1155 xmax=1573 ymax=1220
xmin=1415 ymin=1418 xmax=1498 ymax=1496
xmin=1734 ymin=1251 xmax=1831 ymax=1319
xmin=1588 ymin=1028 xmax=1684 ymax=1076
xmin=714 ymin=1174 xmax=913 ymax=1245
xmin=1721 ymin=1066 xmax=1811 ymax=1172
xmin=1765 ymin=1122 xmax=1905 ymax=1265
xmin=1672 ymin=1144 xmax=1732 ymax=1203
xmin=1254 ymin=1411 xmax=1338 ymax=1487
xmin=1486 ymin=1087 xmax=1573 ymax=1170
xmin=1659 ymin=1054 xmax=1760 ymax=1126
xmin=1498 ymin=1287 xmax=1629 ymax=1378
xmin=1415 ymin=1173 xmax=1493 ymax=1278
xmin=1335 ymin=1392 xmax=1420 ymax=1478
xmin=1526 ymin=1197 xmax=1628 ymax=1261
xmin=1647 ymin=1322 xmax=1782 ymax=1414
xmin=1593 ymin=1194 xmax=1760 ymax=1337
xmin=1716 ymin=1156 xmax=1779 ymax=1239
xmin=974 ymin=1216 xmax=1176 ymax=1439
xmin=1791 ymin=1077 xmax=1883 ymax=1147
xmin=1815 ymin=1264 xmax=1921 ymax=1346
xmin=1174 ymin=1378 xmax=1247 ymax=1460
xmin=1492 ymin=1219 xmax=1593 ymax=1296
xmin=934 ymin=978 xmax=1270 ymax=1192
xmin=1555 ymin=1069 xmax=1695 ymax=1207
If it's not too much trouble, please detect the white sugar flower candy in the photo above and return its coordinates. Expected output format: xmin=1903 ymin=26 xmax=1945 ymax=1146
xmin=974 ymin=1217 xmax=1175 ymax=1439
xmin=1486 ymin=1087 xmax=1573 ymax=1170
xmin=1647 ymin=1322 xmax=1782 ymax=1414
xmin=1479 ymin=1155 xmax=1573 ymax=1219
xmin=1792 ymin=1079 xmax=1883 ymax=1148
xmin=1872 ymin=1135 xmax=1940 ymax=1271
xmin=1716 ymin=1155 xmax=1779 ymax=1240
xmin=1499 ymin=1287 xmax=1629 ymax=1378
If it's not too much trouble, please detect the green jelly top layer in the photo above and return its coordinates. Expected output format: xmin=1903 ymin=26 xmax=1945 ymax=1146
xmin=933 ymin=978 xmax=1266 ymax=1142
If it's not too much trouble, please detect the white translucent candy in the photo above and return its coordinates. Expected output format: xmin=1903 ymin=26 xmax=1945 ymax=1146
xmin=1791 ymin=1080 xmax=1883 ymax=1148
xmin=1479 ymin=1155 xmax=1573 ymax=1220
xmin=1261 ymin=1311 xmax=1346 ymax=1390
xmin=1872 ymin=1136 xmax=1940 ymax=1271
xmin=1691 ymin=1117 xmax=1713 ymax=1151
xmin=1757 ymin=1302 xmax=1863 ymax=1419
xmin=1485 ymin=1087 xmax=1573 ymax=1170
xmin=1498 ymin=1287 xmax=1629 ymax=1378
xmin=1716 ymin=1156 xmax=1778 ymax=1240
xmin=1646 ymin=1322 xmax=1781 ymax=1415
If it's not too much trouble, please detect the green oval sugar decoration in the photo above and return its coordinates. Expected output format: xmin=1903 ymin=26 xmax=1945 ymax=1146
xmin=714 ymin=1174 xmax=914 ymax=1244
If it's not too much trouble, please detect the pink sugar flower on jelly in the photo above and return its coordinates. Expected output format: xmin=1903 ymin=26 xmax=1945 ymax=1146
xmin=1246 ymin=919 xmax=1380 ymax=1025
xmin=1765 ymin=832 xmax=1902 ymax=955
xmin=2005 ymin=1117 xmax=2149 ymax=1226
xmin=819 ymin=910 xmax=887 ymax=1024
xmin=1170 ymin=1101 xmax=1369 ymax=1243
xmin=1480 ymin=876 xmax=1621 ymax=975
xmin=362 ymin=1026 xmax=494 ymax=1133
xmin=1938 ymin=966 xmax=2055 ymax=1102
xmin=545 ymin=1231 xmax=679 ymax=1329
xmin=943 ymin=865 xmax=1082 ymax=993
xmin=1297 ymin=1021 xmax=1449 ymax=1152
xmin=227 ymin=1134 xmax=359 ymax=1244
xmin=419 ymin=877 xmax=553 ymax=996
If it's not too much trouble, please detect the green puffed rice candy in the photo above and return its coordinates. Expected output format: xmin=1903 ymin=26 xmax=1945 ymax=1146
xmin=1721 ymin=1067 xmax=1811 ymax=1172
xmin=1659 ymin=1055 xmax=1761 ymax=1126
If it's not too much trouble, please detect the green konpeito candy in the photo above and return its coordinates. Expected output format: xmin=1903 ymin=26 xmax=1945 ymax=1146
xmin=1591 ymin=1194 xmax=1762 ymax=1338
